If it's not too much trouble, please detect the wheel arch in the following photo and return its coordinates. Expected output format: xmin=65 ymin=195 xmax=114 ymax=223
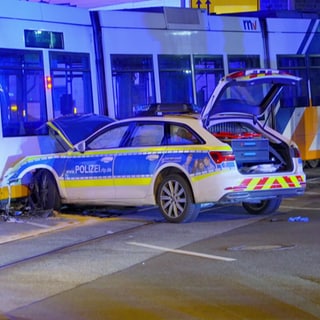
xmin=20 ymin=166 xmax=63 ymax=198
xmin=153 ymin=166 xmax=195 ymax=205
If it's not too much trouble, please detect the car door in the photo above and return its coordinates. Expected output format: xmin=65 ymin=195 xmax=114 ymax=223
xmin=113 ymin=121 xmax=165 ymax=203
xmin=62 ymin=123 xmax=130 ymax=203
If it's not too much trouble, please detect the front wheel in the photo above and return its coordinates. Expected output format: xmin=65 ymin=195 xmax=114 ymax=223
xmin=29 ymin=170 xmax=60 ymax=211
xmin=156 ymin=174 xmax=200 ymax=223
xmin=242 ymin=198 xmax=282 ymax=215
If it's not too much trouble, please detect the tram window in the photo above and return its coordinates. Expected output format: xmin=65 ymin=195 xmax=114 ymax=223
xmin=309 ymin=55 xmax=320 ymax=106
xmin=278 ymin=55 xmax=306 ymax=68
xmin=227 ymin=55 xmax=260 ymax=72
xmin=193 ymin=55 xmax=224 ymax=108
xmin=111 ymin=55 xmax=155 ymax=119
xmin=277 ymin=55 xmax=308 ymax=107
xmin=0 ymin=49 xmax=47 ymax=137
xmin=158 ymin=55 xmax=193 ymax=104
xmin=50 ymin=52 xmax=93 ymax=118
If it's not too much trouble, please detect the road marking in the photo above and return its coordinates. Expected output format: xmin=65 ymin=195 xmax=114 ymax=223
xmin=0 ymin=216 xmax=102 ymax=245
xmin=281 ymin=205 xmax=317 ymax=211
xmin=25 ymin=221 xmax=51 ymax=228
xmin=304 ymin=191 xmax=320 ymax=195
xmin=307 ymin=177 xmax=320 ymax=183
xmin=127 ymin=241 xmax=236 ymax=262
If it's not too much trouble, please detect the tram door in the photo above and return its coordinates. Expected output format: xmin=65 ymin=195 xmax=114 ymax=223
xmin=0 ymin=49 xmax=47 ymax=137
xmin=49 ymin=52 xmax=94 ymax=118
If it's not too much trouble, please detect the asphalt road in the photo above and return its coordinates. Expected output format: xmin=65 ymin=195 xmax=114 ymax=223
xmin=0 ymin=168 xmax=319 ymax=320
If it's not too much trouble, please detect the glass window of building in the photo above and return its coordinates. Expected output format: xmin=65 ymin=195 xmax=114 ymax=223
xmin=193 ymin=55 xmax=224 ymax=108
xmin=158 ymin=55 xmax=193 ymax=104
xmin=50 ymin=52 xmax=93 ymax=118
xmin=0 ymin=49 xmax=47 ymax=137
xmin=111 ymin=55 xmax=155 ymax=119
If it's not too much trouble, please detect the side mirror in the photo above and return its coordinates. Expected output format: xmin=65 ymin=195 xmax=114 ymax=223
xmin=75 ymin=141 xmax=86 ymax=153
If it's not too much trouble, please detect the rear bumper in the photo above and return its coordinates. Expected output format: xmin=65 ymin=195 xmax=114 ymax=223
xmin=192 ymin=172 xmax=306 ymax=204
xmin=218 ymin=187 xmax=305 ymax=204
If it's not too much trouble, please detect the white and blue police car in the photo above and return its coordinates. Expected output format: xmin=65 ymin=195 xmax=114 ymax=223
xmin=0 ymin=69 xmax=306 ymax=223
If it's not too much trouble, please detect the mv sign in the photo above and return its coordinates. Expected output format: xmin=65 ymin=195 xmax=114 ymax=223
xmin=243 ymin=19 xmax=258 ymax=31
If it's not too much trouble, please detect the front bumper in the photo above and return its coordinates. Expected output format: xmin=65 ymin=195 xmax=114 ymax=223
xmin=0 ymin=184 xmax=29 ymax=209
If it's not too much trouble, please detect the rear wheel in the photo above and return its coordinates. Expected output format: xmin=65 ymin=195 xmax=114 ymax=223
xmin=306 ymin=159 xmax=319 ymax=168
xmin=242 ymin=198 xmax=282 ymax=215
xmin=157 ymin=174 xmax=200 ymax=223
xmin=29 ymin=170 xmax=60 ymax=211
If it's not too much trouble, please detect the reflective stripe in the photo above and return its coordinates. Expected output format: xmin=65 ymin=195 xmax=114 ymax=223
xmin=60 ymin=179 xmax=114 ymax=188
xmin=237 ymin=175 xmax=305 ymax=191
xmin=60 ymin=177 xmax=152 ymax=188
xmin=84 ymin=145 xmax=231 ymax=156
xmin=114 ymin=177 xmax=152 ymax=186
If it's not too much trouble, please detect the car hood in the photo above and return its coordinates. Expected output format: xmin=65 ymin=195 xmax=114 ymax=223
xmin=47 ymin=113 xmax=114 ymax=149
xmin=201 ymin=69 xmax=301 ymax=126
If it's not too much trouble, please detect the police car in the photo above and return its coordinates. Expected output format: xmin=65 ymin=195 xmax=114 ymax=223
xmin=0 ymin=69 xmax=306 ymax=223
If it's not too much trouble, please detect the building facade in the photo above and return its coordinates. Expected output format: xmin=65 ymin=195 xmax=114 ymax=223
xmin=260 ymin=0 xmax=320 ymax=11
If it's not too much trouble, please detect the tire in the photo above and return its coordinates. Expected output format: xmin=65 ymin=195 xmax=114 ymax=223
xmin=242 ymin=198 xmax=282 ymax=215
xmin=29 ymin=170 xmax=60 ymax=211
xmin=306 ymin=159 xmax=319 ymax=168
xmin=156 ymin=174 xmax=200 ymax=223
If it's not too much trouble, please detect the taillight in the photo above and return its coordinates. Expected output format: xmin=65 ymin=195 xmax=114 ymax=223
xmin=209 ymin=151 xmax=235 ymax=164
xmin=291 ymin=146 xmax=301 ymax=158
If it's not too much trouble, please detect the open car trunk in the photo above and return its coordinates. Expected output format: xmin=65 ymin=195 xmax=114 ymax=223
xmin=202 ymin=69 xmax=301 ymax=174
xmin=208 ymin=119 xmax=294 ymax=174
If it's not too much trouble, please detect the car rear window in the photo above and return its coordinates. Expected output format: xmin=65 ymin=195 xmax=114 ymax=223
xmin=168 ymin=124 xmax=200 ymax=145
xmin=129 ymin=123 xmax=164 ymax=147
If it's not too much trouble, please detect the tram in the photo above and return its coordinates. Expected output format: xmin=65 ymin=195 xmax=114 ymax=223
xmin=0 ymin=1 xmax=102 ymax=179
xmin=93 ymin=7 xmax=320 ymax=168
xmin=0 ymin=2 xmax=320 ymax=184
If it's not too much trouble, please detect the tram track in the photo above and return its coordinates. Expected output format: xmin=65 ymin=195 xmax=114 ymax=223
xmin=0 ymin=217 xmax=155 ymax=271
xmin=1 ymin=179 xmax=317 ymax=273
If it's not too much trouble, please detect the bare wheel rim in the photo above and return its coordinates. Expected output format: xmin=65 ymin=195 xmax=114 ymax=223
xmin=39 ymin=173 xmax=50 ymax=208
xmin=160 ymin=180 xmax=187 ymax=218
xmin=30 ymin=171 xmax=53 ymax=210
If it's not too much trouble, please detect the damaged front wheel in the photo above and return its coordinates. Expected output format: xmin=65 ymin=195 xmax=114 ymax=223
xmin=29 ymin=170 xmax=60 ymax=211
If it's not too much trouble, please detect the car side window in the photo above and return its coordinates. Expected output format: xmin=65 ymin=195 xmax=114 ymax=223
xmin=87 ymin=124 xmax=129 ymax=149
xmin=129 ymin=123 xmax=164 ymax=147
xmin=168 ymin=125 xmax=198 ymax=145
